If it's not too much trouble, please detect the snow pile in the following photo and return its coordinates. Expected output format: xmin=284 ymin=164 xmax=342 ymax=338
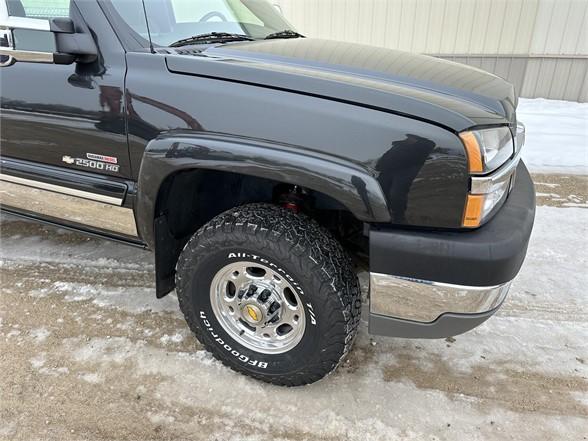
xmin=517 ymin=98 xmax=588 ymax=174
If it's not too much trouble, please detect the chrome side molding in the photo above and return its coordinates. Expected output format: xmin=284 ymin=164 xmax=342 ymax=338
xmin=0 ymin=173 xmax=123 ymax=205
xmin=0 ymin=174 xmax=138 ymax=237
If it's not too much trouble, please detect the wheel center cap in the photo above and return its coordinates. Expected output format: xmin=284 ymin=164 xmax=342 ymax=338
xmin=242 ymin=304 xmax=263 ymax=325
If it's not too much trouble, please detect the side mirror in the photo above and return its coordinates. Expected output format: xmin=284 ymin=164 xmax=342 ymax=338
xmin=0 ymin=16 xmax=97 ymax=66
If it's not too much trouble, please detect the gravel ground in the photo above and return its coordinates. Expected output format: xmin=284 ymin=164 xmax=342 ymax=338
xmin=1 ymin=170 xmax=587 ymax=441
xmin=2 ymin=97 xmax=588 ymax=440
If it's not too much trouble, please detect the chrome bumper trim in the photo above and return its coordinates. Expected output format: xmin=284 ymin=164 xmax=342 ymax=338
xmin=369 ymin=273 xmax=511 ymax=323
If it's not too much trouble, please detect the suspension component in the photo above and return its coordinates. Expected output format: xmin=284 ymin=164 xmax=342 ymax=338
xmin=280 ymin=185 xmax=306 ymax=213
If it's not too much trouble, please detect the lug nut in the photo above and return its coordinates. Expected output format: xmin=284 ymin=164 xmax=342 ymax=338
xmin=258 ymin=289 xmax=272 ymax=303
xmin=268 ymin=315 xmax=280 ymax=324
xmin=269 ymin=302 xmax=280 ymax=314
xmin=237 ymin=289 xmax=246 ymax=300
xmin=245 ymin=285 xmax=258 ymax=298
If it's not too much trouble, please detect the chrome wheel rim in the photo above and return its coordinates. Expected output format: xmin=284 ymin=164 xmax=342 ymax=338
xmin=210 ymin=261 xmax=306 ymax=354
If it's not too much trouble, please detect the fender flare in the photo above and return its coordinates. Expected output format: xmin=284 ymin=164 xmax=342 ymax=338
xmin=136 ymin=132 xmax=391 ymax=248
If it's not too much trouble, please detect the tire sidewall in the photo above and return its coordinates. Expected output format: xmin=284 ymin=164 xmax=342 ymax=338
xmin=182 ymin=245 xmax=337 ymax=377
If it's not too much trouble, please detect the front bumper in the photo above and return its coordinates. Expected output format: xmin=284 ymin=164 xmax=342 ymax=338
xmin=368 ymin=162 xmax=536 ymax=339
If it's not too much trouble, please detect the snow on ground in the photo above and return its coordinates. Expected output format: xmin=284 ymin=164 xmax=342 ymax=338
xmin=518 ymin=98 xmax=588 ymax=174
xmin=1 ymin=203 xmax=587 ymax=441
xmin=1 ymin=98 xmax=587 ymax=440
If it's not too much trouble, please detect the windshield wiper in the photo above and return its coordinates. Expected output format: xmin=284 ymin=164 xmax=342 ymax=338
xmin=265 ymin=30 xmax=304 ymax=40
xmin=170 ymin=32 xmax=255 ymax=48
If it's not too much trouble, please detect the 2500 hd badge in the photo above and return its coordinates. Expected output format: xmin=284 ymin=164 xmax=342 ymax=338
xmin=0 ymin=0 xmax=535 ymax=386
xmin=62 ymin=154 xmax=120 ymax=173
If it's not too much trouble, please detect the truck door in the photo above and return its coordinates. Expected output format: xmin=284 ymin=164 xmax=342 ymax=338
xmin=0 ymin=0 xmax=138 ymax=240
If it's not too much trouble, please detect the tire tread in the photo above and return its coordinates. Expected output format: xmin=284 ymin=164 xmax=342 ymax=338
xmin=175 ymin=203 xmax=361 ymax=386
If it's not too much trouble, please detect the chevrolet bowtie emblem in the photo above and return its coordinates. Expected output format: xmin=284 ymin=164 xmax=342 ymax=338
xmin=246 ymin=305 xmax=259 ymax=322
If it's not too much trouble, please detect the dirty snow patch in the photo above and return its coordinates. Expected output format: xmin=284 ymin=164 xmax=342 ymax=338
xmin=30 ymin=353 xmax=46 ymax=369
xmin=29 ymin=327 xmax=51 ymax=343
xmin=159 ymin=333 xmax=185 ymax=345
xmin=43 ymin=281 xmax=180 ymax=315
xmin=39 ymin=366 xmax=70 ymax=376
xmin=147 ymin=412 xmax=176 ymax=425
xmin=78 ymin=372 xmax=104 ymax=384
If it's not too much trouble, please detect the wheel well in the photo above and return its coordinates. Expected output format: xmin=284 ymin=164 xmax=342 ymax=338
xmin=153 ymin=169 xmax=367 ymax=297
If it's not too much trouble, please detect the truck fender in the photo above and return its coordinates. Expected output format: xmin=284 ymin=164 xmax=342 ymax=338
xmin=135 ymin=132 xmax=391 ymax=250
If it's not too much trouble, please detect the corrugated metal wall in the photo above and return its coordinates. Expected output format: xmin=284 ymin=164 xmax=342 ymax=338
xmin=275 ymin=0 xmax=588 ymax=102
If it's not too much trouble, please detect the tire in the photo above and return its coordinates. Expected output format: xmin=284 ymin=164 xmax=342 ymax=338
xmin=175 ymin=203 xmax=361 ymax=386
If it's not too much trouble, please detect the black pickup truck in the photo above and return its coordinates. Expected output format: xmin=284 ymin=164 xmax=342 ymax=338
xmin=0 ymin=0 xmax=535 ymax=386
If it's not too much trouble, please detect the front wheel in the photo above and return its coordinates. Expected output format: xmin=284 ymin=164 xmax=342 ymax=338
xmin=175 ymin=204 xmax=361 ymax=386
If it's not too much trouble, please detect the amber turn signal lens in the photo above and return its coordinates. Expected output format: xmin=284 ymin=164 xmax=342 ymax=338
xmin=463 ymin=194 xmax=485 ymax=228
xmin=460 ymin=132 xmax=483 ymax=173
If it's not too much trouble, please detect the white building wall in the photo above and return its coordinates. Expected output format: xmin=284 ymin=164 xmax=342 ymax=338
xmin=275 ymin=0 xmax=588 ymax=101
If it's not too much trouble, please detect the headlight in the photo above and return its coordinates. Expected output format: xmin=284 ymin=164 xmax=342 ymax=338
xmin=463 ymin=178 xmax=511 ymax=228
xmin=459 ymin=127 xmax=515 ymax=174
xmin=460 ymin=124 xmax=524 ymax=228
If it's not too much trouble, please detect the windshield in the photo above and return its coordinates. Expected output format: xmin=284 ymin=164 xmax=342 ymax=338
xmin=109 ymin=0 xmax=296 ymax=47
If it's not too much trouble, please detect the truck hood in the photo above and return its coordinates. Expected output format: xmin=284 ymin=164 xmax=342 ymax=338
xmin=165 ymin=38 xmax=517 ymax=132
